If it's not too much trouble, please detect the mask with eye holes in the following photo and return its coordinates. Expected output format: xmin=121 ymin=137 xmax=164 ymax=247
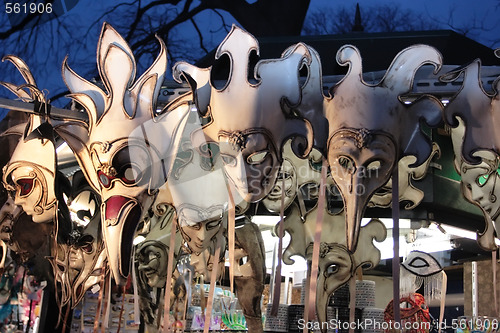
xmin=173 ymin=25 xmax=315 ymax=203
xmin=450 ymin=118 xmax=500 ymax=251
xmin=443 ymin=57 xmax=500 ymax=251
xmin=0 ymin=55 xmax=59 ymax=224
xmin=279 ymin=195 xmax=385 ymax=331
xmin=324 ymin=44 xmax=443 ymax=252
xmin=56 ymin=23 xmax=190 ymax=284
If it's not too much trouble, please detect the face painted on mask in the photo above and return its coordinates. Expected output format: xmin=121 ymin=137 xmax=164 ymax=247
xmin=178 ymin=204 xmax=225 ymax=255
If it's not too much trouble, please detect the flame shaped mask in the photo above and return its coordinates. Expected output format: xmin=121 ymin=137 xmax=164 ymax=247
xmin=57 ymin=23 xmax=190 ymax=284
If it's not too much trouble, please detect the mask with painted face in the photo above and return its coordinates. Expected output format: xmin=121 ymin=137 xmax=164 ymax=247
xmin=1 ymin=56 xmax=57 ymax=224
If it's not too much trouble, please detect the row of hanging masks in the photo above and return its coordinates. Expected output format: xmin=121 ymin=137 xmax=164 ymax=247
xmin=1 ymin=21 xmax=500 ymax=330
xmin=0 ymin=56 xmax=106 ymax=313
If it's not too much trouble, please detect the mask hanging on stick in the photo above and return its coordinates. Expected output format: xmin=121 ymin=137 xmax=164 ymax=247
xmin=324 ymin=44 xmax=443 ymax=252
xmin=55 ymin=22 xmax=190 ymax=284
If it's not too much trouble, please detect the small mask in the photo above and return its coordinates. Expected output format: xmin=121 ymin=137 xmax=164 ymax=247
xmin=136 ymin=205 xmax=181 ymax=288
xmin=324 ymin=44 xmax=442 ymax=251
xmin=168 ymin=113 xmax=229 ymax=255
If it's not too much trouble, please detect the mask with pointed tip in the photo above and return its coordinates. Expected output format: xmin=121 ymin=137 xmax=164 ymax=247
xmin=324 ymin=44 xmax=443 ymax=252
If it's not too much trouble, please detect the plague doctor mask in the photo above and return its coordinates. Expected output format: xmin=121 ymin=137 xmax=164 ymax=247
xmin=56 ymin=23 xmax=190 ymax=284
xmin=173 ymin=25 xmax=314 ymax=203
xmin=324 ymin=44 xmax=443 ymax=252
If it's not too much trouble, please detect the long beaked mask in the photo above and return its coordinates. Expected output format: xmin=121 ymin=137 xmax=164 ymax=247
xmin=324 ymin=44 xmax=443 ymax=252
xmin=281 ymin=201 xmax=385 ymax=328
xmin=1 ymin=56 xmax=57 ymax=223
xmin=442 ymin=56 xmax=500 ymax=251
xmin=57 ymin=23 xmax=190 ymax=284
xmin=167 ymin=113 xmax=229 ymax=255
xmin=173 ymin=25 xmax=314 ymax=203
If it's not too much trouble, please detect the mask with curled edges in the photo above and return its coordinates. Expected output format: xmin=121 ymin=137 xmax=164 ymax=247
xmin=442 ymin=55 xmax=500 ymax=251
xmin=1 ymin=56 xmax=57 ymax=224
xmin=173 ymin=25 xmax=314 ymax=203
xmin=168 ymin=113 xmax=229 ymax=256
xmin=369 ymin=143 xmax=440 ymax=210
xmin=280 ymin=199 xmax=386 ymax=329
xmin=136 ymin=206 xmax=182 ymax=288
xmin=450 ymin=118 xmax=500 ymax=250
xmin=324 ymin=44 xmax=443 ymax=252
xmin=262 ymin=140 xmax=324 ymax=214
xmin=56 ymin=23 xmax=190 ymax=284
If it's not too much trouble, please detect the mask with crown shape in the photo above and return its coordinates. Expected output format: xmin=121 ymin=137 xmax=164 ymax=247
xmin=324 ymin=44 xmax=443 ymax=252
xmin=55 ymin=23 xmax=190 ymax=284
xmin=173 ymin=25 xmax=315 ymax=203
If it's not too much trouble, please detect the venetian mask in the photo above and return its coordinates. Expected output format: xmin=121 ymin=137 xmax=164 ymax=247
xmin=48 ymin=171 xmax=106 ymax=308
xmin=450 ymin=119 xmax=500 ymax=250
xmin=262 ymin=141 xmax=324 ymax=213
xmin=324 ymin=44 xmax=443 ymax=252
xmin=369 ymin=143 xmax=440 ymax=209
xmin=56 ymin=23 xmax=190 ymax=284
xmin=279 ymin=199 xmax=386 ymax=328
xmin=443 ymin=57 xmax=500 ymax=251
xmin=1 ymin=56 xmax=57 ymax=224
xmin=136 ymin=205 xmax=182 ymax=288
xmin=173 ymin=25 xmax=314 ymax=202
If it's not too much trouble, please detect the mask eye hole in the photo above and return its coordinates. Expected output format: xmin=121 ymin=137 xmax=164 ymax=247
xmin=367 ymin=160 xmax=381 ymax=171
xmin=97 ymin=171 xmax=112 ymax=188
xmin=338 ymin=156 xmax=355 ymax=173
xmin=247 ymin=151 xmax=268 ymax=164
xmin=16 ymin=178 xmax=34 ymax=197
xmin=221 ymin=154 xmax=237 ymax=167
xmin=120 ymin=165 xmax=142 ymax=185
xmin=477 ymin=173 xmax=489 ymax=186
